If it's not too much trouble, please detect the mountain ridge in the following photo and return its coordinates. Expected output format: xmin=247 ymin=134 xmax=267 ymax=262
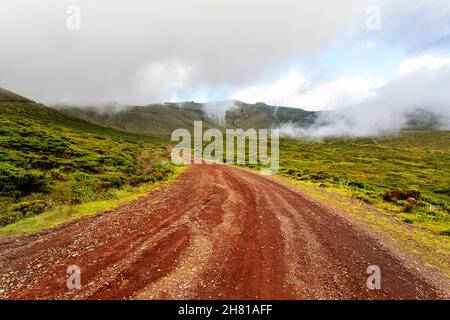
xmin=0 ymin=87 xmax=445 ymax=136
xmin=54 ymin=100 xmax=318 ymax=136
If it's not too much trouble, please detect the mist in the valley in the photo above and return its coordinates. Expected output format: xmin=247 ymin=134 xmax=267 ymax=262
xmin=278 ymin=57 xmax=450 ymax=138
xmin=279 ymin=103 xmax=450 ymax=139
xmin=54 ymin=101 xmax=129 ymax=115
xmin=203 ymin=100 xmax=238 ymax=124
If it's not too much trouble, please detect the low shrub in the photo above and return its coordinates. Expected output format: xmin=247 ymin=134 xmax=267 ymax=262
xmin=0 ymin=200 xmax=48 ymax=227
xmin=404 ymin=218 xmax=414 ymax=224
xmin=0 ymin=163 xmax=49 ymax=196
xmin=383 ymin=188 xmax=421 ymax=202
xmin=72 ymin=171 xmax=93 ymax=181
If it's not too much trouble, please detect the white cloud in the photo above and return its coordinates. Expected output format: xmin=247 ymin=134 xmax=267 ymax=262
xmin=1 ymin=0 xmax=450 ymax=107
xmin=397 ymin=55 xmax=450 ymax=76
xmin=279 ymin=54 xmax=450 ymax=137
xmin=381 ymin=54 xmax=450 ymax=108
xmin=231 ymin=69 xmax=385 ymax=110
xmin=135 ymin=61 xmax=196 ymax=103
xmin=0 ymin=0 xmax=373 ymax=104
xmin=294 ymin=77 xmax=385 ymax=110
xmin=230 ymin=70 xmax=309 ymax=106
xmin=231 ymin=54 xmax=450 ymax=113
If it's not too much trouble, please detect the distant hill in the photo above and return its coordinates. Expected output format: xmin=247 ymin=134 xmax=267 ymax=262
xmin=56 ymin=101 xmax=218 ymax=136
xmin=57 ymin=99 xmax=445 ymax=137
xmin=0 ymin=87 xmax=33 ymax=102
xmin=403 ymin=108 xmax=445 ymax=130
xmin=1 ymin=87 xmax=444 ymax=137
xmin=56 ymin=100 xmax=318 ymax=136
xmin=225 ymin=101 xmax=317 ymax=129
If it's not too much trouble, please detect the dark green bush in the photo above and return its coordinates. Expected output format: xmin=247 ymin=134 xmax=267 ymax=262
xmin=0 ymin=200 xmax=48 ymax=226
xmin=130 ymin=164 xmax=174 ymax=186
xmin=308 ymin=172 xmax=331 ymax=182
xmin=103 ymin=155 xmax=126 ymax=166
xmin=383 ymin=188 xmax=421 ymax=202
xmin=10 ymin=200 xmax=47 ymax=217
xmin=73 ymin=156 xmax=101 ymax=173
xmin=100 ymin=173 xmax=126 ymax=189
xmin=48 ymin=169 xmax=65 ymax=180
xmin=72 ymin=171 xmax=93 ymax=181
xmin=73 ymin=185 xmax=93 ymax=197
xmin=0 ymin=163 xmax=49 ymax=196
xmin=404 ymin=218 xmax=414 ymax=224
xmin=0 ymin=211 xmax=22 ymax=227
xmin=31 ymin=156 xmax=65 ymax=170
xmin=347 ymin=180 xmax=370 ymax=189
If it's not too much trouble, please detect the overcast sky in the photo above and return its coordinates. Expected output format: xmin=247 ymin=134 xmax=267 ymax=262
xmin=1 ymin=0 xmax=450 ymax=110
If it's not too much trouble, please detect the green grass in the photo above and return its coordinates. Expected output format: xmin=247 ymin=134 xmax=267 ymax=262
xmin=275 ymin=176 xmax=450 ymax=278
xmin=0 ymin=165 xmax=186 ymax=237
xmin=276 ymin=131 xmax=450 ymax=235
xmin=0 ymin=101 xmax=173 ymax=227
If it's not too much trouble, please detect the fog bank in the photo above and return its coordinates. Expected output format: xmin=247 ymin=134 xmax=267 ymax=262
xmin=279 ymin=102 xmax=450 ymax=138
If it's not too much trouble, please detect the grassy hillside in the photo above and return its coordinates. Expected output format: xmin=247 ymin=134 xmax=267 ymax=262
xmin=57 ymin=99 xmax=443 ymax=138
xmin=57 ymin=102 xmax=219 ymax=136
xmin=276 ymin=132 xmax=450 ymax=235
xmin=224 ymin=101 xmax=317 ymax=129
xmin=57 ymin=100 xmax=317 ymax=135
xmin=0 ymin=101 xmax=174 ymax=228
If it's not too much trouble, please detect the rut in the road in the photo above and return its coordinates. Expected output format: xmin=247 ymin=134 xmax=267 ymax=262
xmin=0 ymin=164 xmax=447 ymax=299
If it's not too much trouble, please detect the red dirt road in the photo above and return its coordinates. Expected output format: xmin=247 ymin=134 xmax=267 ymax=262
xmin=0 ymin=164 xmax=448 ymax=299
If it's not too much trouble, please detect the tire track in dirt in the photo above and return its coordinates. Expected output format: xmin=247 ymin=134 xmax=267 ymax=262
xmin=0 ymin=164 xmax=448 ymax=299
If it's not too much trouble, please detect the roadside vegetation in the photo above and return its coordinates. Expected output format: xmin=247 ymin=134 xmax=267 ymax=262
xmin=0 ymin=101 xmax=175 ymax=231
xmin=275 ymin=132 xmax=450 ymax=235
xmin=277 ymin=175 xmax=450 ymax=278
